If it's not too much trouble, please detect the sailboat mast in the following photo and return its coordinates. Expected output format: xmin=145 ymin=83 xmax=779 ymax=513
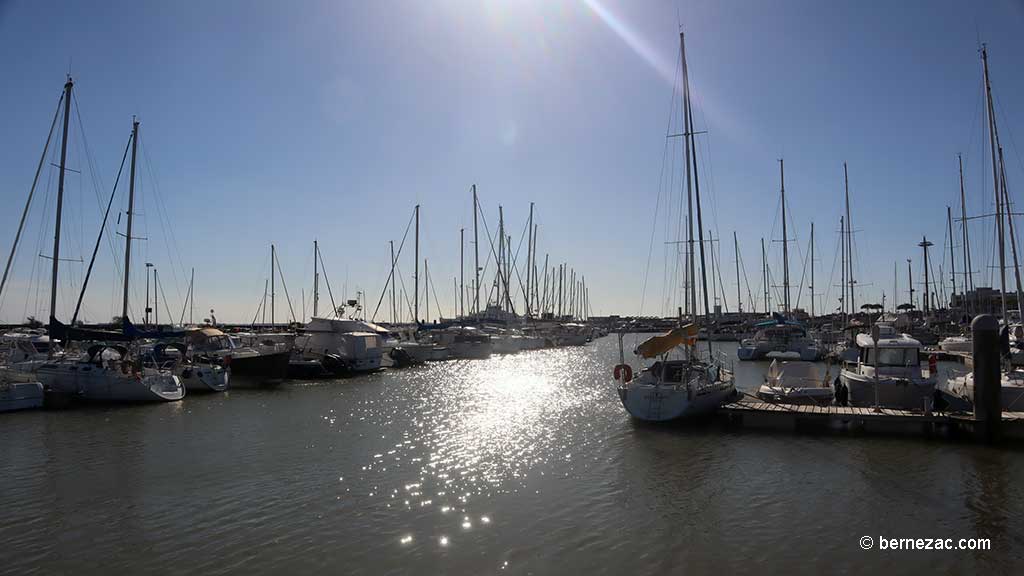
xmin=761 ymin=237 xmax=768 ymax=313
xmin=840 ymin=216 xmax=846 ymax=323
xmin=733 ymin=231 xmax=742 ymax=314
xmin=498 ymin=205 xmax=505 ymax=313
xmin=460 ymin=228 xmax=465 ymax=318
xmin=998 ymin=146 xmax=1024 ymax=321
xmin=982 ymin=45 xmax=1007 ymax=321
xmin=526 ymin=202 xmax=534 ymax=318
xmin=680 ymin=31 xmax=697 ymax=321
xmin=390 ymin=240 xmax=396 ymax=323
xmin=779 ymin=159 xmax=790 ymax=313
xmin=947 ymin=207 xmax=957 ymax=310
xmin=121 ymin=117 xmax=139 ymax=323
xmin=844 ymin=162 xmax=855 ymax=317
xmin=907 ymin=259 xmax=914 ymax=310
xmin=271 ymin=243 xmax=275 ymax=325
xmin=810 ymin=222 xmax=815 ymax=318
xmin=473 ymin=185 xmax=480 ymax=315
xmin=313 ymin=240 xmax=319 ymax=318
xmin=49 ymin=78 xmax=73 ymax=339
xmin=958 ymin=154 xmax=974 ymax=316
xmin=414 ymin=204 xmax=420 ymax=324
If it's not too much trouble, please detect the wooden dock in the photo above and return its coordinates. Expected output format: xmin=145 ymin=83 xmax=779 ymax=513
xmin=718 ymin=399 xmax=1024 ymax=440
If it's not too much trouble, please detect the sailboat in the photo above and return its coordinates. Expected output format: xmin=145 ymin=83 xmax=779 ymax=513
xmin=946 ymin=45 xmax=1024 ymax=411
xmin=614 ymin=31 xmax=737 ymax=422
xmin=17 ymin=85 xmax=183 ymax=404
xmin=737 ymin=160 xmax=819 ymax=361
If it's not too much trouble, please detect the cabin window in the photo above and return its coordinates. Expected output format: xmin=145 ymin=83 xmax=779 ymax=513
xmin=866 ymin=347 xmax=918 ymax=367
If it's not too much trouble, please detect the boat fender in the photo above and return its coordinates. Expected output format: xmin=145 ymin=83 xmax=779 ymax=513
xmin=928 ymin=354 xmax=937 ymax=377
xmin=613 ymin=364 xmax=633 ymax=382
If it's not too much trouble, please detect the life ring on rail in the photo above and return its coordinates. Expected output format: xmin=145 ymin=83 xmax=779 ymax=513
xmin=613 ymin=364 xmax=633 ymax=382
xmin=928 ymin=354 xmax=937 ymax=376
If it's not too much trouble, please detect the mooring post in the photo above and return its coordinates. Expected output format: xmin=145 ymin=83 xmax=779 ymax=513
xmin=972 ymin=314 xmax=1001 ymax=443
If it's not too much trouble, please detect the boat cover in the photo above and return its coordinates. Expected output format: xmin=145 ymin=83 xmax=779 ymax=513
xmin=635 ymin=324 xmax=698 ymax=358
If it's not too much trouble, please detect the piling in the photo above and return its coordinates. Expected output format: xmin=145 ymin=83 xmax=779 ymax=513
xmin=972 ymin=314 xmax=1001 ymax=443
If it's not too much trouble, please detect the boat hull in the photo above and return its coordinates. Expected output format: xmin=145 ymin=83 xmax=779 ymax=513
xmin=228 ymin=350 xmax=290 ymax=388
xmin=617 ymin=382 xmax=736 ymax=422
xmin=179 ymin=364 xmax=229 ymax=392
xmin=842 ymin=371 xmax=935 ymax=410
xmin=0 ymin=381 xmax=45 ymax=412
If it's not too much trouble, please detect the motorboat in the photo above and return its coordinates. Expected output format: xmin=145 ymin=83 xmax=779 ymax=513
xmin=839 ymin=325 xmax=935 ymax=410
xmin=757 ymin=360 xmax=834 ymax=406
xmin=143 ymin=341 xmax=228 ymax=392
xmin=434 ymin=326 xmax=492 ymax=359
xmin=938 ymin=335 xmax=972 ymax=354
xmin=188 ymin=328 xmax=289 ymax=387
xmin=616 ymin=325 xmax=737 ymax=422
xmin=293 ymin=317 xmax=385 ymax=374
xmin=947 ymin=369 xmax=1024 ymax=412
xmin=0 ymin=370 xmax=44 ymax=412
xmin=737 ymin=315 xmax=820 ymax=361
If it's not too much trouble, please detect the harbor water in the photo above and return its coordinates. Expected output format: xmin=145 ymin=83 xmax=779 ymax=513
xmin=2 ymin=337 xmax=1021 ymax=574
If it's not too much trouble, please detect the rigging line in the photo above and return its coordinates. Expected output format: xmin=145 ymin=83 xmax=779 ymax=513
xmin=272 ymin=248 xmax=297 ymax=323
xmin=394 ymin=261 xmax=416 ymax=322
xmin=157 ymin=270 xmax=174 ymax=323
xmin=639 ymin=43 xmax=682 ymax=323
xmin=317 ymin=248 xmax=338 ymax=318
xmin=72 ymin=92 xmax=122 ymax=278
xmin=140 ymin=139 xmax=186 ymax=304
xmin=0 ymin=91 xmax=63 ymax=304
xmin=474 ymin=197 xmax=517 ymax=314
xmin=72 ymin=132 xmax=132 ymax=325
xmin=371 ymin=208 xmax=415 ymax=320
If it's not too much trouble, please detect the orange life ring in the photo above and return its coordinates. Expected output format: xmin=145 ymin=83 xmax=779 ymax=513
xmin=613 ymin=363 xmax=633 ymax=382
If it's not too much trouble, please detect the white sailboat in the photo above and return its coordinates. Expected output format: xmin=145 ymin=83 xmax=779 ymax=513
xmin=614 ymin=30 xmax=736 ymax=422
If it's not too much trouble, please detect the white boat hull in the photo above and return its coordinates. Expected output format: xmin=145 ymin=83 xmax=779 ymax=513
xmin=841 ymin=371 xmax=935 ymax=410
xmin=0 ymin=381 xmax=45 ymax=412
xmin=618 ymin=382 xmax=736 ymax=422
xmin=179 ymin=364 xmax=228 ymax=392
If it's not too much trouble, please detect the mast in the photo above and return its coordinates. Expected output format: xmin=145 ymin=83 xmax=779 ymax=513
xmin=958 ymin=154 xmax=974 ymax=316
xmin=810 ymin=222 xmax=815 ymax=318
xmin=840 ymin=216 xmax=846 ymax=323
xmin=498 ymin=205 xmax=505 ymax=313
xmin=459 ymin=228 xmax=465 ymax=318
xmin=681 ymin=32 xmax=712 ymax=347
xmin=982 ymin=45 xmax=1007 ymax=321
xmin=271 ymin=243 xmax=275 ymax=325
xmin=154 ymin=268 xmax=159 ymax=326
xmin=313 ymin=239 xmax=319 ymax=318
xmin=473 ymin=185 xmax=480 ymax=316
xmin=999 ymin=145 xmax=1024 ymax=321
xmin=761 ymin=237 xmax=768 ymax=313
xmin=844 ymin=162 xmax=855 ymax=317
xmin=733 ymin=231 xmax=742 ymax=314
xmin=680 ymin=31 xmax=697 ymax=321
xmin=947 ymin=207 xmax=956 ymax=311
xmin=526 ymin=202 xmax=533 ymax=318
xmin=414 ymin=204 xmax=420 ymax=324
xmin=48 ymin=78 xmax=74 ymax=339
xmin=919 ymin=237 xmax=933 ymax=314
xmin=893 ymin=261 xmax=898 ymax=315
xmin=907 ymin=259 xmax=914 ymax=311
xmin=425 ymin=259 xmax=429 ymax=323
xmin=121 ymin=117 xmax=139 ymax=323
xmin=390 ymin=240 xmax=396 ymax=323
xmin=779 ymin=159 xmax=790 ymax=313
xmin=189 ymin=267 xmax=194 ymax=324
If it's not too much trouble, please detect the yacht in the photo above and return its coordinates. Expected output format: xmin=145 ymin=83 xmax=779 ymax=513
xmin=293 ymin=317 xmax=385 ymax=374
xmin=0 ymin=371 xmax=44 ymax=412
xmin=947 ymin=369 xmax=1024 ymax=412
xmin=839 ymin=325 xmax=935 ymax=410
xmin=757 ymin=360 xmax=834 ymax=406
xmin=616 ymin=326 xmax=737 ymax=422
xmin=188 ymin=328 xmax=289 ymax=387
xmin=37 ymin=344 xmax=184 ymax=404
xmin=143 ymin=341 xmax=228 ymax=392
xmin=938 ymin=335 xmax=972 ymax=354
xmin=434 ymin=326 xmax=492 ymax=359
xmin=737 ymin=316 xmax=820 ymax=361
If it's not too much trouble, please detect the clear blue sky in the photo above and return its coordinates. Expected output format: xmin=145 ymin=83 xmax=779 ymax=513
xmin=1 ymin=0 xmax=1023 ymax=324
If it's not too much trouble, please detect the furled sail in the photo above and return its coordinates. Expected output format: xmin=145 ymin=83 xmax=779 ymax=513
xmin=634 ymin=324 xmax=698 ymax=358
